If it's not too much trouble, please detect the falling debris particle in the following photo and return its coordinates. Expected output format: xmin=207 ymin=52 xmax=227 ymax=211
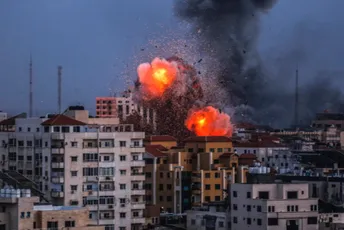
xmin=197 ymin=58 xmax=203 ymax=63
xmin=198 ymin=71 xmax=201 ymax=74
xmin=141 ymin=48 xmax=145 ymax=51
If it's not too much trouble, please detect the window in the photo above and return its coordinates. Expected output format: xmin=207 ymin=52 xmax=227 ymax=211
xmin=310 ymin=204 xmax=317 ymax=211
xmin=120 ymin=213 xmax=126 ymax=218
xmin=47 ymin=221 xmax=58 ymax=229
xmin=287 ymin=191 xmax=298 ymax=199
xmin=120 ymin=170 xmax=126 ymax=175
xmin=209 ymin=148 xmax=215 ymax=152
xmin=120 ymin=184 xmax=126 ymax=190
xmin=258 ymin=191 xmax=269 ymax=199
xmin=145 ymin=172 xmax=151 ymax=178
xmin=191 ymin=219 xmax=196 ymax=225
xmin=257 ymin=218 xmax=262 ymax=225
xmin=159 ymin=184 xmax=164 ymax=191
xmin=20 ymin=212 xmax=25 ymax=218
xmin=198 ymin=148 xmax=204 ymax=152
xmin=215 ymin=184 xmax=221 ymax=190
xmin=214 ymin=172 xmax=220 ymax=178
xmin=233 ymin=191 xmax=237 ymax=197
xmin=247 ymin=205 xmax=251 ymax=212
xmin=83 ymin=153 xmax=98 ymax=162
xmin=71 ymin=185 xmax=77 ymax=191
xmin=205 ymin=184 xmax=211 ymax=190
xmin=233 ymin=204 xmax=237 ymax=210
xmin=233 ymin=217 xmax=237 ymax=223
xmin=307 ymin=217 xmax=317 ymax=225
xmin=160 ymin=172 xmax=164 ymax=178
xmin=120 ymin=155 xmax=126 ymax=161
xmin=247 ymin=218 xmax=251 ymax=225
xmin=71 ymin=141 xmax=78 ymax=147
xmin=71 ymin=171 xmax=77 ymax=177
xmin=120 ymin=198 xmax=126 ymax=204
xmin=120 ymin=141 xmax=126 ymax=147
xmin=247 ymin=192 xmax=251 ymax=198
xmin=218 ymin=221 xmax=224 ymax=227
xmin=167 ymin=184 xmax=172 ymax=190
xmin=27 ymin=141 xmax=32 ymax=147
xmin=167 ymin=196 xmax=172 ymax=201
xmin=104 ymin=156 xmax=110 ymax=161
xmin=65 ymin=221 xmax=75 ymax=227
xmin=62 ymin=126 xmax=70 ymax=133
xmin=217 ymin=148 xmax=223 ymax=152
xmin=268 ymin=206 xmax=275 ymax=212
xmin=71 ymin=156 xmax=78 ymax=162
xmin=205 ymin=173 xmax=210 ymax=178
xmin=215 ymin=196 xmax=220 ymax=201
xmin=26 ymin=212 xmax=31 ymax=218
xmin=268 ymin=218 xmax=278 ymax=226
xmin=73 ymin=126 xmax=80 ymax=132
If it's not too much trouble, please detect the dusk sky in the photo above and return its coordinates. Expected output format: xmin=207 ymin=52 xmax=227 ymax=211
xmin=1 ymin=0 xmax=344 ymax=115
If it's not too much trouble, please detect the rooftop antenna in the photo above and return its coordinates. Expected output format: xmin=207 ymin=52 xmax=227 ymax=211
xmin=58 ymin=66 xmax=62 ymax=114
xmin=29 ymin=54 xmax=33 ymax=117
xmin=294 ymin=64 xmax=299 ymax=128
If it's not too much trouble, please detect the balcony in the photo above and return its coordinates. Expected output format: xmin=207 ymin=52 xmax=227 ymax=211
xmin=131 ymin=173 xmax=145 ymax=181
xmin=131 ymin=188 xmax=145 ymax=196
xmin=132 ymin=216 xmax=145 ymax=224
xmin=192 ymin=189 xmax=201 ymax=195
xmin=131 ymin=160 xmax=145 ymax=167
xmin=51 ymin=133 xmax=64 ymax=140
xmin=131 ymin=202 xmax=145 ymax=209
xmin=51 ymin=191 xmax=64 ymax=198
xmin=192 ymin=173 xmax=201 ymax=182
xmin=51 ymin=173 xmax=64 ymax=183
xmin=83 ymin=176 xmax=98 ymax=182
xmin=51 ymin=162 xmax=64 ymax=168
xmin=51 ymin=148 xmax=64 ymax=154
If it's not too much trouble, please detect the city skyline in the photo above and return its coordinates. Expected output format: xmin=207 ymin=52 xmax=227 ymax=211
xmin=1 ymin=0 xmax=344 ymax=117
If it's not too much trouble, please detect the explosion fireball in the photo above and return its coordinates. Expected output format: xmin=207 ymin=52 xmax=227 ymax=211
xmin=134 ymin=56 xmax=233 ymax=138
xmin=185 ymin=106 xmax=233 ymax=137
xmin=137 ymin=57 xmax=178 ymax=99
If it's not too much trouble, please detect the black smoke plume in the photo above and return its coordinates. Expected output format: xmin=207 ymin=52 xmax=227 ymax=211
xmin=174 ymin=0 xmax=344 ymax=127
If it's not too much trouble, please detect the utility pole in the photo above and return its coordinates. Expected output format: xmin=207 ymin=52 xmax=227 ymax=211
xmin=294 ymin=64 xmax=299 ymax=127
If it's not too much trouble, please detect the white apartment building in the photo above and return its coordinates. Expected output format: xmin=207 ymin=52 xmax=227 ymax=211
xmin=230 ymin=183 xmax=319 ymax=230
xmin=0 ymin=110 xmax=146 ymax=230
xmin=233 ymin=141 xmax=300 ymax=173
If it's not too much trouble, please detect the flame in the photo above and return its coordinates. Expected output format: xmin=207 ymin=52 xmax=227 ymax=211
xmin=137 ymin=57 xmax=178 ymax=99
xmin=185 ymin=106 xmax=233 ymax=137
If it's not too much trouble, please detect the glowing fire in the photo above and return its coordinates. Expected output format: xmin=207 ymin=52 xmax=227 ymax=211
xmin=137 ymin=57 xmax=178 ymax=99
xmin=185 ymin=106 xmax=233 ymax=137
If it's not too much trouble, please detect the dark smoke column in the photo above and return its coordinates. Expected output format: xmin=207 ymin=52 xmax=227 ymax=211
xmin=175 ymin=0 xmax=278 ymax=123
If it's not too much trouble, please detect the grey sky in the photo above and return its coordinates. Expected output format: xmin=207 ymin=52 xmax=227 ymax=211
xmin=0 ymin=0 xmax=343 ymax=115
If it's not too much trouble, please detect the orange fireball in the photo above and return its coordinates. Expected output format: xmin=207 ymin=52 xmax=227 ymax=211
xmin=185 ymin=106 xmax=233 ymax=137
xmin=137 ymin=57 xmax=178 ymax=99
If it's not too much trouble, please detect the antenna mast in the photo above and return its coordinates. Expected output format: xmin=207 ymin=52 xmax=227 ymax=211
xmin=29 ymin=54 xmax=33 ymax=117
xmin=58 ymin=66 xmax=62 ymax=114
xmin=294 ymin=64 xmax=299 ymax=127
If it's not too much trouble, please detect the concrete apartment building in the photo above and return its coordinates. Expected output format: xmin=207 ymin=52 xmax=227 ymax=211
xmin=96 ymin=92 xmax=156 ymax=128
xmin=233 ymin=140 xmax=301 ymax=174
xmin=0 ymin=107 xmax=146 ymax=230
xmin=0 ymin=191 xmax=103 ymax=230
xmin=230 ymin=182 xmax=319 ymax=230
xmin=143 ymin=135 xmax=251 ymax=227
xmin=0 ymin=112 xmax=7 ymax=122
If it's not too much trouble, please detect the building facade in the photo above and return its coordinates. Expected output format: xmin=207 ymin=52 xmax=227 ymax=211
xmin=230 ymin=183 xmax=319 ymax=230
xmin=0 ymin=110 xmax=146 ymax=230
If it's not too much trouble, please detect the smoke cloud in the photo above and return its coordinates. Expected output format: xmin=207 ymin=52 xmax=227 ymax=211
xmin=174 ymin=0 xmax=344 ymax=127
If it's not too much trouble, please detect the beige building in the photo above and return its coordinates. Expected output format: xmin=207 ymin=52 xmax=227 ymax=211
xmin=0 ymin=107 xmax=146 ymax=230
xmin=230 ymin=183 xmax=319 ymax=230
xmin=0 ymin=192 xmax=103 ymax=230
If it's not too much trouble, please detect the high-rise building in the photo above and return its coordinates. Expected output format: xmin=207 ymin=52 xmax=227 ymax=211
xmin=0 ymin=107 xmax=146 ymax=230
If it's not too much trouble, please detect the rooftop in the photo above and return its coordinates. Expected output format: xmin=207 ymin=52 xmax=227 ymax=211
xmin=233 ymin=140 xmax=286 ymax=148
xmin=41 ymin=114 xmax=86 ymax=126
xmin=145 ymin=135 xmax=177 ymax=142
xmin=184 ymin=136 xmax=231 ymax=143
xmin=0 ymin=113 xmax=26 ymax=126
xmin=145 ymin=144 xmax=168 ymax=157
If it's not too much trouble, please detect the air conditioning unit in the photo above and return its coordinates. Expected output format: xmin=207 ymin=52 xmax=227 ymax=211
xmin=120 ymin=203 xmax=126 ymax=208
xmin=88 ymin=191 xmax=93 ymax=195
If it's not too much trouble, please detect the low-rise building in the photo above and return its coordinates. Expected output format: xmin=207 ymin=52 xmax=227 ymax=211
xmin=0 ymin=190 xmax=103 ymax=230
xmin=230 ymin=182 xmax=319 ymax=230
